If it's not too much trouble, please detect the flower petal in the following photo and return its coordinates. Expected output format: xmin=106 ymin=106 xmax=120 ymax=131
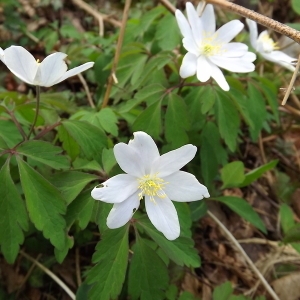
xmin=152 ymin=144 xmax=197 ymax=177
xmin=197 ymin=55 xmax=212 ymax=82
xmin=246 ymin=19 xmax=258 ymax=50
xmin=261 ymin=51 xmax=296 ymax=71
xmin=0 ymin=47 xmax=4 ymax=62
xmin=91 ymin=174 xmax=138 ymax=203
xmin=210 ymin=55 xmax=255 ymax=72
xmin=215 ymin=20 xmax=244 ymax=44
xmin=114 ymin=143 xmax=145 ymax=177
xmin=175 ymin=9 xmax=193 ymax=40
xmin=4 ymin=46 xmax=38 ymax=85
xmin=36 ymin=52 xmax=68 ymax=86
xmin=127 ymin=131 xmax=160 ymax=174
xmin=200 ymin=4 xmax=215 ymax=34
xmin=182 ymin=37 xmax=199 ymax=55
xmin=179 ymin=52 xmax=197 ymax=78
xmin=145 ymin=195 xmax=180 ymax=240
xmin=51 ymin=62 xmax=94 ymax=86
xmin=210 ymin=63 xmax=229 ymax=91
xmin=163 ymin=171 xmax=210 ymax=201
xmin=186 ymin=2 xmax=203 ymax=45
xmin=221 ymin=42 xmax=248 ymax=57
xmin=107 ymin=191 xmax=140 ymax=229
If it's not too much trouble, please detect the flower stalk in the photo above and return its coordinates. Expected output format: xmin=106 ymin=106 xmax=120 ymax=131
xmin=27 ymin=85 xmax=40 ymax=139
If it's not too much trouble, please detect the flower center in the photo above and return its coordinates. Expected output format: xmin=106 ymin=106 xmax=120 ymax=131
xmin=259 ymin=33 xmax=279 ymax=53
xmin=200 ymin=35 xmax=223 ymax=57
xmin=138 ymin=174 xmax=168 ymax=203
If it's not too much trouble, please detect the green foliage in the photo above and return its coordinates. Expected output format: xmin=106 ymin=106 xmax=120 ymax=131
xmin=292 ymin=0 xmax=300 ymax=14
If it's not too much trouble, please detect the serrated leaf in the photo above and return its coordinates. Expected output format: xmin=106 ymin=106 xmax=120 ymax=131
xmin=62 ymin=120 xmax=107 ymax=163
xmin=54 ymin=235 xmax=74 ymax=263
xmin=65 ymin=190 xmax=95 ymax=229
xmin=57 ymin=125 xmax=80 ymax=161
xmin=214 ymin=196 xmax=266 ymax=233
xmin=86 ymin=226 xmax=129 ymax=300
xmin=213 ymin=281 xmax=233 ymax=300
xmin=17 ymin=157 xmax=67 ymax=250
xmin=0 ymin=160 xmax=28 ymax=263
xmin=221 ymin=161 xmax=245 ymax=189
xmin=165 ymin=93 xmax=190 ymax=147
xmin=17 ymin=141 xmax=70 ymax=170
xmin=97 ymin=108 xmax=118 ymax=136
xmin=239 ymin=160 xmax=278 ymax=187
xmin=0 ymin=120 xmax=23 ymax=148
xmin=50 ymin=171 xmax=98 ymax=204
xmin=128 ymin=237 xmax=169 ymax=300
xmin=133 ymin=101 xmax=161 ymax=138
xmin=137 ymin=217 xmax=200 ymax=267
xmin=215 ymin=92 xmax=240 ymax=152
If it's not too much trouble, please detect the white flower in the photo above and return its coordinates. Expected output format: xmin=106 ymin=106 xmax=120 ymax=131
xmin=91 ymin=131 xmax=210 ymax=240
xmin=0 ymin=46 xmax=94 ymax=87
xmin=175 ymin=2 xmax=256 ymax=91
xmin=246 ymin=19 xmax=296 ymax=71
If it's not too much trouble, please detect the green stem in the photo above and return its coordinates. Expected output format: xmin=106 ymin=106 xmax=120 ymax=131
xmin=27 ymin=85 xmax=41 ymax=139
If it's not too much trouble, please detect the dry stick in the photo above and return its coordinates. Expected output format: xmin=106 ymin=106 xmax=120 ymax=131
xmin=20 ymin=250 xmax=76 ymax=300
xmin=102 ymin=0 xmax=132 ymax=108
xmin=207 ymin=210 xmax=280 ymax=300
xmin=71 ymin=0 xmax=121 ymax=30
xmin=281 ymin=53 xmax=300 ymax=105
xmin=158 ymin=0 xmax=176 ymax=14
xmin=77 ymin=73 xmax=95 ymax=108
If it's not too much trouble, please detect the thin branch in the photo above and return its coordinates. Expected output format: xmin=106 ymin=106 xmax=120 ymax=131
xmin=102 ymin=0 xmax=132 ymax=108
xmin=207 ymin=210 xmax=280 ymax=300
xmin=158 ymin=0 xmax=176 ymax=14
xmin=281 ymin=52 xmax=300 ymax=105
xmin=33 ymin=121 xmax=62 ymax=140
xmin=206 ymin=0 xmax=300 ymax=43
xmin=77 ymin=73 xmax=95 ymax=108
xmin=20 ymin=250 xmax=76 ymax=300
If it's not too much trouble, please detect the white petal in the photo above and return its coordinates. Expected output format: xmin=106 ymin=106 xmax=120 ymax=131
xmin=246 ymin=19 xmax=258 ymax=50
xmin=210 ymin=55 xmax=255 ymax=72
xmin=210 ymin=63 xmax=229 ymax=91
xmin=200 ymin=4 xmax=215 ymax=34
xmin=186 ymin=2 xmax=203 ymax=45
xmin=127 ymin=131 xmax=160 ymax=174
xmin=114 ymin=143 xmax=145 ymax=177
xmin=36 ymin=52 xmax=67 ymax=86
xmin=221 ymin=42 xmax=248 ymax=57
xmin=0 ymin=47 xmax=4 ymax=62
xmin=182 ymin=37 xmax=199 ymax=55
xmin=4 ymin=46 xmax=38 ymax=85
xmin=175 ymin=9 xmax=193 ymax=40
xmin=145 ymin=195 xmax=180 ymax=240
xmin=152 ymin=144 xmax=197 ymax=177
xmin=179 ymin=52 xmax=197 ymax=78
xmin=91 ymin=174 xmax=138 ymax=203
xmin=51 ymin=62 xmax=94 ymax=86
xmin=261 ymin=51 xmax=296 ymax=71
xmin=215 ymin=20 xmax=244 ymax=44
xmin=107 ymin=191 xmax=140 ymax=228
xmin=197 ymin=56 xmax=212 ymax=82
xmin=163 ymin=171 xmax=210 ymax=201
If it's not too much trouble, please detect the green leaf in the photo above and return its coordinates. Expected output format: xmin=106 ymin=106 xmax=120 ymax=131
xmin=283 ymin=223 xmax=300 ymax=244
xmin=128 ymin=237 xmax=169 ymax=300
xmin=97 ymin=108 xmax=118 ymax=136
xmin=292 ymin=0 xmax=300 ymax=14
xmin=279 ymin=203 xmax=295 ymax=234
xmin=189 ymin=201 xmax=207 ymax=222
xmin=17 ymin=141 xmax=70 ymax=170
xmin=102 ymin=148 xmax=117 ymax=174
xmin=57 ymin=125 xmax=80 ymax=161
xmin=65 ymin=190 xmax=95 ymax=229
xmin=50 ymin=171 xmax=98 ymax=204
xmin=0 ymin=160 xmax=28 ymax=263
xmin=214 ymin=196 xmax=266 ymax=233
xmin=0 ymin=120 xmax=23 ymax=148
xmin=86 ymin=226 xmax=129 ymax=300
xmin=137 ymin=217 xmax=200 ymax=267
xmin=212 ymin=281 xmax=233 ymax=300
xmin=239 ymin=160 xmax=278 ymax=187
xmin=17 ymin=157 xmax=67 ymax=250
xmin=215 ymin=92 xmax=240 ymax=152
xmin=54 ymin=235 xmax=74 ymax=263
xmin=133 ymin=101 xmax=162 ymax=138
xmin=221 ymin=161 xmax=245 ymax=189
xmin=165 ymin=93 xmax=190 ymax=147
xmin=62 ymin=120 xmax=107 ymax=163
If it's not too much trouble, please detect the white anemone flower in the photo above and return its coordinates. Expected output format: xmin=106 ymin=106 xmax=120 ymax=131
xmin=175 ymin=2 xmax=256 ymax=91
xmin=0 ymin=45 xmax=94 ymax=87
xmin=246 ymin=19 xmax=296 ymax=71
xmin=91 ymin=131 xmax=210 ymax=240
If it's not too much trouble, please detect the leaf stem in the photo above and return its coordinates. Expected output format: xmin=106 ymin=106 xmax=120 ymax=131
xmin=6 ymin=109 xmax=27 ymax=141
xmin=27 ymin=85 xmax=41 ymax=139
xmin=207 ymin=210 xmax=280 ymax=300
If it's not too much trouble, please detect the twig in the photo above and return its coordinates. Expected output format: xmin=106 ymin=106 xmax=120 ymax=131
xmin=281 ymin=53 xmax=300 ymax=105
xmin=33 ymin=121 xmax=62 ymax=140
xmin=102 ymin=0 xmax=132 ymax=108
xmin=20 ymin=250 xmax=76 ymax=300
xmin=75 ymin=247 xmax=82 ymax=286
xmin=207 ymin=210 xmax=281 ymax=300
xmin=77 ymin=73 xmax=95 ymax=108
xmin=158 ymin=0 xmax=176 ymax=14
xmin=71 ymin=0 xmax=121 ymax=30
xmin=206 ymin=0 xmax=300 ymax=43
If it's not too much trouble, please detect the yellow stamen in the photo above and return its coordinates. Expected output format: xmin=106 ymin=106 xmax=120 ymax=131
xmin=200 ymin=34 xmax=224 ymax=57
